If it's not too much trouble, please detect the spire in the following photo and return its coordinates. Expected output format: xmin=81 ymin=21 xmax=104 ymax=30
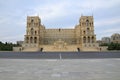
xmin=81 ymin=13 xmax=83 ymax=16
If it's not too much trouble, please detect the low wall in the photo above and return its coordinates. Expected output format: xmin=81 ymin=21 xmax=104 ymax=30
xmin=13 ymin=47 xmax=23 ymax=52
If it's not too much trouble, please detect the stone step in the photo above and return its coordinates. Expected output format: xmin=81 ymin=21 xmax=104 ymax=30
xmin=42 ymin=45 xmax=78 ymax=52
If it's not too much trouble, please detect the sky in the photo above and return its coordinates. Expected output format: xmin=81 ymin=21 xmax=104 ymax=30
xmin=0 ymin=0 xmax=120 ymax=43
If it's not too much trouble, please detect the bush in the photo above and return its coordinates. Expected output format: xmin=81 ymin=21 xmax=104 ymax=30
xmin=108 ymin=42 xmax=120 ymax=50
xmin=0 ymin=41 xmax=18 ymax=51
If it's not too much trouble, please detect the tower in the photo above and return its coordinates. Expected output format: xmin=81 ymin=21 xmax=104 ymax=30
xmin=24 ymin=16 xmax=41 ymax=47
xmin=79 ymin=16 xmax=96 ymax=47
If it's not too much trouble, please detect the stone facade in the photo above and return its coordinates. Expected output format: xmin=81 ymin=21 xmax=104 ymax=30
xmin=21 ymin=16 xmax=99 ymax=52
xmin=101 ymin=37 xmax=111 ymax=44
xmin=111 ymin=33 xmax=120 ymax=43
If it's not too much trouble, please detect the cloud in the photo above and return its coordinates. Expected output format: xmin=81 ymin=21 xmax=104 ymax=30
xmin=96 ymin=28 xmax=120 ymax=40
xmin=0 ymin=0 xmax=120 ymax=42
xmin=29 ymin=0 xmax=120 ymax=25
xmin=82 ymin=0 xmax=120 ymax=9
xmin=32 ymin=1 xmax=70 ymax=20
xmin=97 ymin=28 xmax=120 ymax=34
xmin=95 ymin=17 xmax=120 ymax=27
xmin=0 ymin=34 xmax=24 ymax=43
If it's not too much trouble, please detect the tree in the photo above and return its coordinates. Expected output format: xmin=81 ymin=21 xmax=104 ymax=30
xmin=0 ymin=41 xmax=19 ymax=51
xmin=108 ymin=42 xmax=120 ymax=50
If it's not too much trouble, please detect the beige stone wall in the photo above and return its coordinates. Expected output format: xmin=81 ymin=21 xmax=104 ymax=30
xmin=44 ymin=29 xmax=76 ymax=44
xmin=20 ymin=15 xmax=99 ymax=52
xmin=13 ymin=47 xmax=23 ymax=52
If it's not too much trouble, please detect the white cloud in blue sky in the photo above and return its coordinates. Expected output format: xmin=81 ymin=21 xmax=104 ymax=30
xmin=0 ymin=0 xmax=120 ymax=43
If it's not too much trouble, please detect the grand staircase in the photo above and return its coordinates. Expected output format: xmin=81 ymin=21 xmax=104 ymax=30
xmin=42 ymin=45 xmax=78 ymax=52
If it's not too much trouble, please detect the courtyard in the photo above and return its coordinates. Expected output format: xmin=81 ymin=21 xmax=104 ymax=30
xmin=0 ymin=58 xmax=120 ymax=80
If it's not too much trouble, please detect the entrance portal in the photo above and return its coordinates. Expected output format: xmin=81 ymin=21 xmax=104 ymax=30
xmin=77 ymin=48 xmax=80 ymax=52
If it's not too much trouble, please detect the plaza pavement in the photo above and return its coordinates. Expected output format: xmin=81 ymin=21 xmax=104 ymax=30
xmin=0 ymin=52 xmax=120 ymax=80
xmin=0 ymin=59 xmax=120 ymax=80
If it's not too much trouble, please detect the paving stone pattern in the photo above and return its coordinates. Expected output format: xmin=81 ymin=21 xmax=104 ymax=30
xmin=0 ymin=59 xmax=120 ymax=80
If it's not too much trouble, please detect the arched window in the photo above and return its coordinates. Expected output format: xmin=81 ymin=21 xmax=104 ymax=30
xmin=88 ymin=36 xmax=90 ymax=43
xmin=26 ymin=37 xmax=29 ymax=43
xmin=92 ymin=22 xmax=93 ymax=26
xmin=86 ymin=20 xmax=89 ymax=26
xmin=31 ymin=19 xmax=34 ymax=26
xmin=83 ymin=37 xmax=86 ymax=43
xmin=87 ymin=28 xmax=89 ymax=31
xmin=82 ymin=23 xmax=84 ymax=26
xmin=31 ymin=28 xmax=34 ymax=35
xmin=87 ymin=28 xmax=90 ymax=34
xmin=83 ymin=31 xmax=86 ymax=34
xmin=34 ymin=37 xmax=37 ymax=43
xmin=35 ymin=31 xmax=37 ymax=35
xmin=90 ymin=23 xmax=91 ymax=26
xmin=92 ymin=36 xmax=94 ymax=43
xmin=31 ymin=19 xmax=34 ymax=23
xmin=30 ymin=37 xmax=33 ymax=43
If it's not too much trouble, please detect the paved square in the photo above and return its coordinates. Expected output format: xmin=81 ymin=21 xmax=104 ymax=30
xmin=0 ymin=59 xmax=120 ymax=80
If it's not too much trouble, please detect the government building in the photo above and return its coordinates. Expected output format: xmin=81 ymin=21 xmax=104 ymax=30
xmin=14 ymin=15 xmax=99 ymax=52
